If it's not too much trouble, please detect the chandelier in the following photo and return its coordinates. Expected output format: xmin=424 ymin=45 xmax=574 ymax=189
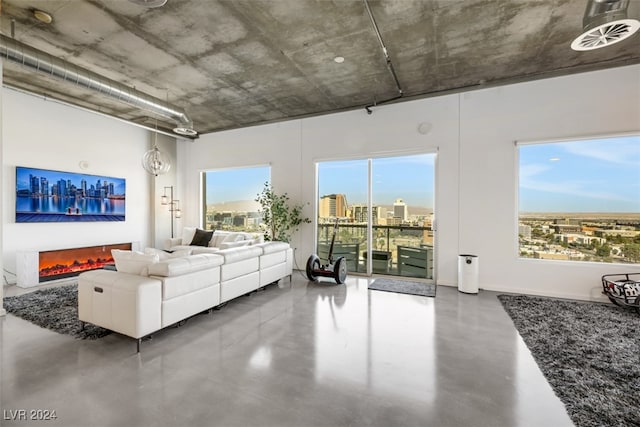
xmin=142 ymin=123 xmax=171 ymax=176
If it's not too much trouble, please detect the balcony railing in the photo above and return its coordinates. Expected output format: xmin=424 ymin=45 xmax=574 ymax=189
xmin=317 ymin=222 xmax=434 ymax=279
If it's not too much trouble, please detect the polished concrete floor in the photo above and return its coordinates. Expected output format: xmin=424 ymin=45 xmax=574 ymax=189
xmin=1 ymin=274 xmax=573 ymax=427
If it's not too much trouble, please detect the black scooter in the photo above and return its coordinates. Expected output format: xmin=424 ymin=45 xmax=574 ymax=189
xmin=306 ymin=219 xmax=347 ymax=284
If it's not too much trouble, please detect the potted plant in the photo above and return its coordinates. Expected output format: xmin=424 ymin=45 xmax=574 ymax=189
xmin=255 ymin=182 xmax=310 ymax=243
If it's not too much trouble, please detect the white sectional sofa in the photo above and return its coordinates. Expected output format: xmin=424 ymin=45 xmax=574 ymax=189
xmin=78 ymin=232 xmax=292 ymax=352
xmin=165 ymin=227 xmax=263 ymax=253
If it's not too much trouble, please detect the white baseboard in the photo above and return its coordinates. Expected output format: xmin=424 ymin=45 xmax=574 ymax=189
xmin=436 ymin=280 xmax=607 ymax=303
xmin=477 ymin=283 xmax=608 ymax=303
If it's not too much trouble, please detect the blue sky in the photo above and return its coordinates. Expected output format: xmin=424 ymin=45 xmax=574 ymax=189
xmin=519 ymin=135 xmax=640 ymax=213
xmin=205 ymin=165 xmax=270 ymax=204
xmin=318 ymin=154 xmax=435 ymax=207
xmin=205 ymin=155 xmax=436 ymax=208
xmin=204 ymin=136 xmax=640 ymax=214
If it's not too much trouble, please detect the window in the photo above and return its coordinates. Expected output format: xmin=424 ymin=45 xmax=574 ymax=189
xmin=317 ymin=153 xmax=436 ymax=278
xmin=518 ymin=135 xmax=640 ymax=264
xmin=202 ymin=165 xmax=270 ymax=232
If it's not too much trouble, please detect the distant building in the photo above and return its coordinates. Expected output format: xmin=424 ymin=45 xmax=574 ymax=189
xmin=233 ymin=215 xmax=246 ymax=227
xmin=555 ymin=217 xmax=582 ymax=226
xmin=351 ymin=204 xmax=382 ymax=224
xmin=553 ymin=224 xmax=581 ymax=234
xmin=519 ymin=224 xmax=532 ymax=239
xmin=319 ymin=194 xmax=347 ymax=218
xmin=594 ymin=229 xmax=640 ymax=238
xmin=554 ymin=234 xmax=606 ymax=245
xmin=393 ymin=198 xmax=408 ymax=222
xmin=40 ymin=177 xmax=49 ymax=196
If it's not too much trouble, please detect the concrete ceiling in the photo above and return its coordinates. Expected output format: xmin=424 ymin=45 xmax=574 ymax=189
xmin=0 ymin=0 xmax=639 ymax=137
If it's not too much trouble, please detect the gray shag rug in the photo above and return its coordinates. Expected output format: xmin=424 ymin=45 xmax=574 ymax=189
xmin=3 ymin=284 xmax=111 ymax=340
xmin=498 ymin=294 xmax=640 ymax=427
xmin=368 ymin=278 xmax=436 ymax=297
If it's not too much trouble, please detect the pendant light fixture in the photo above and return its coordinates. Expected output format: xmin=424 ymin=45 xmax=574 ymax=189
xmin=142 ymin=121 xmax=171 ymax=176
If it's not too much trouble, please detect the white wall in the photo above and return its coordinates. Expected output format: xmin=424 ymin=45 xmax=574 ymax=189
xmin=178 ymin=119 xmax=304 ymax=253
xmin=152 ymin=133 xmax=178 ymax=249
xmin=0 ymin=62 xmax=5 ymax=315
xmin=458 ymin=66 xmax=640 ymax=300
xmin=2 ymin=88 xmax=158 ymax=284
xmin=181 ymin=65 xmax=640 ymax=301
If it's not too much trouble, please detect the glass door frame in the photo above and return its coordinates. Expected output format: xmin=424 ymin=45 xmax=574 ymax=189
xmin=313 ymin=149 xmax=438 ymax=282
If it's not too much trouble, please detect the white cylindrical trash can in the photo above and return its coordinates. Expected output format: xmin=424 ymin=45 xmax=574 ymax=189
xmin=458 ymin=254 xmax=479 ymax=294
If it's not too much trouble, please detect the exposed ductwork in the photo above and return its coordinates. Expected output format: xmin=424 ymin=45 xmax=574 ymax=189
xmin=571 ymin=0 xmax=640 ymax=51
xmin=0 ymin=34 xmax=197 ymax=137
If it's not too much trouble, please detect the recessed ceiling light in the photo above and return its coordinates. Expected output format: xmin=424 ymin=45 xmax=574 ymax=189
xmin=32 ymin=9 xmax=53 ymax=24
xmin=128 ymin=0 xmax=168 ymax=7
xmin=334 ymin=56 xmax=345 ymax=64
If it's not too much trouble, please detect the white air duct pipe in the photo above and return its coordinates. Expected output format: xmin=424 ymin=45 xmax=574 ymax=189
xmin=0 ymin=34 xmax=197 ymax=136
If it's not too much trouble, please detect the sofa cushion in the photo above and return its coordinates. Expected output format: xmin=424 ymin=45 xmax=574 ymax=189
xmin=250 ymin=235 xmax=265 ymax=245
xmin=160 ymin=268 xmax=221 ymax=301
xmin=256 ymin=241 xmax=290 ymax=254
xmin=147 ymin=253 xmax=224 ymax=277
xmin=190 ymin=229 xmax=214 ymax=246
xmin=209 ymin=230 xmax=230 ymax=248
xmin=112 ymin=250 xmax=159 ymax=276
xmin=260 ymin=250 xmax=287 ymax=269
xmin=219 ymin=240 xmax=252 ymax=250
xmin=219 ymin=246 xmax=263 ymax=264
xmin=181 ymin=226 xmax=197 ymax=245
xmin=190 ymin=247 xmax=222 ymax=255
xmin=223 ymin=232 xmax=246 ymax=243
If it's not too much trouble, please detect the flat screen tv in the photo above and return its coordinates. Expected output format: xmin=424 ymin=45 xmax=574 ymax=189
xmin=16 ymin=166 xmax=126 ymax=223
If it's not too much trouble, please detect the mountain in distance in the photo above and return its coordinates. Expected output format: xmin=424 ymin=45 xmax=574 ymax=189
xmin=207 ymin=200 xmax=434 ymax=216
xmin=207 ymin=199 xmax=261 ymax=213
xmin=520 ymin=212 xmax=640 ymax=220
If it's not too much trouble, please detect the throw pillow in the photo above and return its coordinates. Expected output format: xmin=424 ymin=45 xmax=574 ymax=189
xmin=181 ymin=226 xmax=197 ymax=245
xmin=222 ymin=232 xmax=245 ymax=243
xmin=219 ymin=240 xmax=252 ymax=250
xmin=112 ymin=249 xmax=159 ymax=276
xmin=190 ymin=229 xmax=214 ymax=247
xmin=209 ymin=230 xmax=227 ymax=247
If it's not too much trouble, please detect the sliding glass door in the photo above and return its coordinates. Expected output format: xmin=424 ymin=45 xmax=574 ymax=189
xmin=317 ymin=153 xmax=435 ymax=280
xmin=317 ymin=159 xmax=368 ymax=274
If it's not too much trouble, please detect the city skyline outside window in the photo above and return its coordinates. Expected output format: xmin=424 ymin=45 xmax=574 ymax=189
xmin=202 ymin=165 xmax=270 ymax=231
xmin=319 ymin=154 xmax=435 ymax=208
xmin=317 ymin=153 xmax=435 ymax=279
xmin=518 ymin=135 xmax=640 ymax=264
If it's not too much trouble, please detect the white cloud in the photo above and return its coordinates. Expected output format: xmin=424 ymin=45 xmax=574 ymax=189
xmin=560 ymin=138 xmax=640 ymax=166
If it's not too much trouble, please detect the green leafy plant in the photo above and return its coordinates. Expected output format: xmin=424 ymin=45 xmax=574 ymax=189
xmin=255 ymin=182 xmax=310 ymax=242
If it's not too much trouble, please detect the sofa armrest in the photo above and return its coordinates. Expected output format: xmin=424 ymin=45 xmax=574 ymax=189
xmin=78 ymin=270 xmax=162 ymax=339
xmin=164 ymin=237 xmax=183 ymax=250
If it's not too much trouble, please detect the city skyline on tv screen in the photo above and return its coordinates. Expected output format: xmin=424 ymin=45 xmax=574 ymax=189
xmin=16 ymin=166 xmax=126 ymax=223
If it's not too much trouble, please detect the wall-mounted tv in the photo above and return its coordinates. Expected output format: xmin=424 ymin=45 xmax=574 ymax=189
xmin=16 ymin=166 xmax=126 ymax=223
